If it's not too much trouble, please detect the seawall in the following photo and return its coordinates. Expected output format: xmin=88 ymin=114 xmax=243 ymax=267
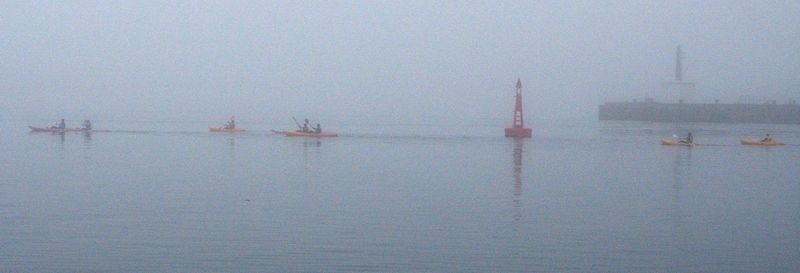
xmin=599 ymin=101 xmax=800 ymax=124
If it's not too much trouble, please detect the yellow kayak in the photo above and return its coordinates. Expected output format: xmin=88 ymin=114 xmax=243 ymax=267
xmin=740 ymin=138 xmax=784 ymax=146
xmin=209 ymin=127 xmax=245 ymax=133
xmin=661 ymin=138 xmax=697 ymax=146
xmin=272 ymin=130 xmax=337 ymax=137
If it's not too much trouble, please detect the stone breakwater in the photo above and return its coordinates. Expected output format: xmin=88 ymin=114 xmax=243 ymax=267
xmin=599 ymin=101 xmax=800 ymax=124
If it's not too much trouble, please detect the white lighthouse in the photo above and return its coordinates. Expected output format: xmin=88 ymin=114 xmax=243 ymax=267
xmin=660 ymin=45 xmax=695 ymax=103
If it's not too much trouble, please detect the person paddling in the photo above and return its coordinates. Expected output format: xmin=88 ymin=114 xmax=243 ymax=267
xmin=51 ymin=119 xmax=66 ymax=129
xmin=82 ymin=120 xmax=92 ymax=130
xmin=679 ymin=132 xmax=693 ymax=144
xmin=224 ymin=116 xmax=236 ymax=129
xmin=312 ymin=123 xmax=322 ymax=133
xmin=761 ymin=133 xmax=772 ymax=142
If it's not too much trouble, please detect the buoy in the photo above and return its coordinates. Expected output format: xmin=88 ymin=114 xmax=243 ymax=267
xmin=505 ymin=78 xmax=532 ymax=138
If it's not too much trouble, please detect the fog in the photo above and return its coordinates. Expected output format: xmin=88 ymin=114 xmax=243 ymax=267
xmin=2 ymin=1 xmax=798 ymax=124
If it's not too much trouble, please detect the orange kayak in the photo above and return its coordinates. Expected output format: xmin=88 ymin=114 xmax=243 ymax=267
xmin=209 ymin=127 xmax=245 ymax=133
xmin=740 ymin=138 xmax=783 ymax=146
xmin=272 ymin=130 xmax=337 ymax=137
xmin=661 ymin=138 xmax=697 ymax=146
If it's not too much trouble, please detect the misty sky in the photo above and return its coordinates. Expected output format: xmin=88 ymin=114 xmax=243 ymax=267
xmin=2 ymin=0 xmax=798 ymax=124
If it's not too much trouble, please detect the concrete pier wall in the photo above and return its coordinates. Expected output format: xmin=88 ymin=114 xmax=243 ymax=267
xmin=598 ymin=102 xmax=800 ymax=124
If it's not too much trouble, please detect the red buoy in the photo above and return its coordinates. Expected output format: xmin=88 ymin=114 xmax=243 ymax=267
xmin=505 ymin=78 xmax=532 ymax=138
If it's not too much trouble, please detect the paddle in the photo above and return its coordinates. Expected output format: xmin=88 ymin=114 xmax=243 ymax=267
xmin=291 ymin=117 xmax=303 ymax=130
xmin=671 ymin=133 xmax=697 ymax=145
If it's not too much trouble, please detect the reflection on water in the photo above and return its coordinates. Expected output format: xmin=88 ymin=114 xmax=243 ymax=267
xmin=511 ymin=138 xmax=524 ymax=227
xmin=57 ymin=132 xmax=66 ymax=159
xmin=294 ymin=139 xmax=322 ymax=172
xmin=81 ymin=132 xmax=93 ymax=161
xmin=302 ymin=139 xmax=322 ymax=158
xmin=509 ymin=138 xmax=530 ymax=261
xmin=513 ymin=140 xmax=523 ymax=195
xmin=82 ymin=132 xmax=92 ymax=149
xmin=670 ymin=148 xmax=692 ymax=253
xmin=303 ymin=139 xmax=321 ymax=148
xmin=27 ymin=131 xmax=67 ymax=157
xmin=227 ymin=136 xmax=236 ymax=160
xmin=671 ymin=148 xmax=691 ymax=213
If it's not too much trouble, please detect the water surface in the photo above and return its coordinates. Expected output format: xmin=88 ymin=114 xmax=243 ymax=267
xmin=2 ymin=119 xmax=798 ymax=272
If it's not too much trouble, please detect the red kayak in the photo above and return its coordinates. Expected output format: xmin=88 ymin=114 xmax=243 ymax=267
xmin=272 ymin=130 xmax=338 ymax=137
xmin=29 ymin=126 xmax=90 ymax=133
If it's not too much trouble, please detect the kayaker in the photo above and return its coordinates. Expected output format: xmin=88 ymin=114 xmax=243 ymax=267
xmin=761 ymin=133 xmax=772 ymax=142
xmin=302 ymin=119 xmax=310 ymax=132
xmin=313 ymin=123 xmax=322 ymax=133
xmin=52 ymin=119 xmax=66 ymax=129
xmin=680 ymin=132 xmax=693 ymax=144
xmin=224 ymin=117 xmax=236 ymax=129
xmin=82 ymin=120 xmax=92 ymax=130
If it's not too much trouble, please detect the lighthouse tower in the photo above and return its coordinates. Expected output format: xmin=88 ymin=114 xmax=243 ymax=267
xmin=505 ymin=78 xmax=532 ymax=138
xmin=660 ymin=45 xmax=695 ymax=103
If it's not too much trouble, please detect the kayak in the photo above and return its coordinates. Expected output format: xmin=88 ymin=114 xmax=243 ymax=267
xmin=209 ymin=127 xmax=245 ymax=133
xmin=272 ymin=130 xmax=338 ymax=137
xmin=740 ymin=138 xmax=784 ymax=146
xmin=661 ymin=138 xmax=697 ymax=146
xmin=29 ymin=126 xmax=90 ymax=133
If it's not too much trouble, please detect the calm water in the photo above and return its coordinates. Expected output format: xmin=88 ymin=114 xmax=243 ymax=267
xmin=2 ymin=119 xmax=799 ymax=272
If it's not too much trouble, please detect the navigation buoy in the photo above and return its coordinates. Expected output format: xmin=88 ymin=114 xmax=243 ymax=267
xmin=505 ymin=78 xmax=532 ymax=138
